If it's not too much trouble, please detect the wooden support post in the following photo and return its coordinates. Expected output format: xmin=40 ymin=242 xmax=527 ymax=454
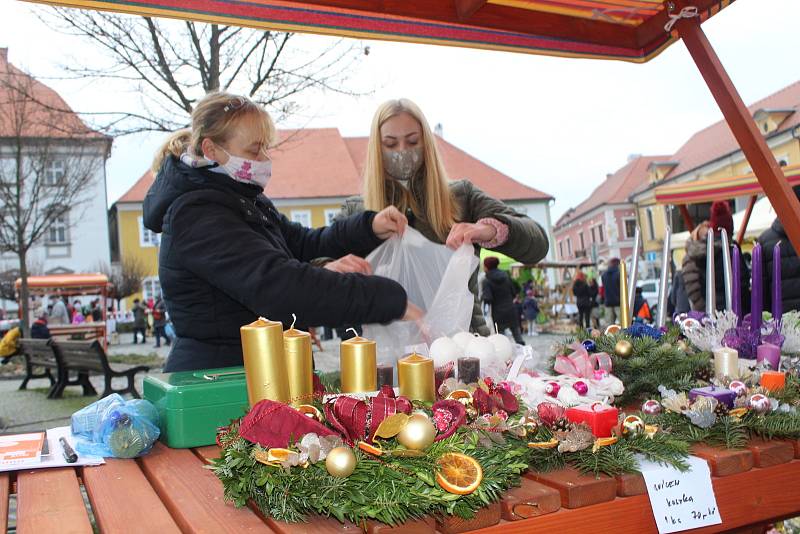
xmin=736 ymin=195 xmax=758 ymax=244
xmin=678 ymin=204 xmax=695 ymax=232
xmin=674 ymin=13 xmax=800 ymax=253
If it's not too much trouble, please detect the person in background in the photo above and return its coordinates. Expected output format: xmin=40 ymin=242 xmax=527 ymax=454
xmin=669 ymin=269 xmax=691 ymax=316
xmin=601 ymin=258 xmax=621 ymax=326
xmin=30 ymin=310 xmax=50 ymax=339
xmin=481 ymin=256 xmax=525 ymax=344
xmin=132 ymin=298 xmax=147 ymax=344
xmin=71 ymin=300 xmax=85 ymax=324
xmin=682 ymin=201 xmax=750 ymax=312
xmin=572 ymin=271 xmax=592 ymax=329
xmin=633 ymin=287 xmax=652 ymax=322
xmin=587 ymin=274 xmax=601 ymax=329
xmin=759 ymin=185 xmax=800 ymax=313
xmin=152 ymin=296 xmax=170 ymax=348
xmin=90 ymin=299 xmax=103 ymax=322
xmin=523 ymin=289 xmax=539 ymax=336
xmin=48 ymin=295 xmax=69 ymax=325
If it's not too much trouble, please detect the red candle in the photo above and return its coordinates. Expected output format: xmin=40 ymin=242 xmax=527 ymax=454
xmin=760 ymin=370 xmax=786 ymax=392
xmin=565 ymin=403 xmax=619 ymax=438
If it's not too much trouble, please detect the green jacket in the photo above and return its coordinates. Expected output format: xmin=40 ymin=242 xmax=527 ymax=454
xmin=339 ymin=179 xmax=550 ymax=335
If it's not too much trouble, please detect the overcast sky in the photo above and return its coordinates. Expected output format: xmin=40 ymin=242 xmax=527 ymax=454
xmin=2 ymin=0 xmax=799 ymax=219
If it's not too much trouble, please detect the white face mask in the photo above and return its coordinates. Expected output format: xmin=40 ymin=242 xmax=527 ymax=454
xmin=214 ymin=147 xmax=272 ymax=189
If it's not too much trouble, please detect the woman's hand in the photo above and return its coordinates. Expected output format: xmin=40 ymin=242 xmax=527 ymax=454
xmin=323 ymin=254 xmax=373 ymax=275
xmin=446 ymin=221 xmax=496 ymax=250
xmin=372 ymin=206 xmax=407 ymax=240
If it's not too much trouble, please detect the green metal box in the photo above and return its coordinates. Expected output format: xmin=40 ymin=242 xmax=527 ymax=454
xmin=143 ymin=367 xmax=249 ymax=448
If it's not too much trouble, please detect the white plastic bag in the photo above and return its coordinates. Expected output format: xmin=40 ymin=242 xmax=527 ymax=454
xmin=363 ymin=227 xmax=478 ymax=365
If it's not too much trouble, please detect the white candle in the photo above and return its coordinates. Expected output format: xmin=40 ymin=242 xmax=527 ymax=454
xmin=713 ymin=347 xmax=739 ymax=379
xmin=720 ymin=228 xmax=733 ymax=311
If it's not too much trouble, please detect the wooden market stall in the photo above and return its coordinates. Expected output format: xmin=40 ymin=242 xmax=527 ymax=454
xmin=16 ymin=273 xmax=112 ymax=350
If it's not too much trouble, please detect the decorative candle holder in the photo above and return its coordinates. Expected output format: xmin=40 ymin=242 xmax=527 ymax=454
xmin=398 ymin=352 xmax=436 ymax=402
xmin=340 ymin=328 xmax=377 ymax=393
xmin=283 ymin=315 xmax=313 ymax=406
xmin=240 ymin=317 xmax=290 ymax=405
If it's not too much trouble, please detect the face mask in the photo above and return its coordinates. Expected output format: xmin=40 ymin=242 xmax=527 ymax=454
xmin=382 ymin=146 xmax=424 ymax=182
xmin=214 ymin=147 xmax=272 ymax=189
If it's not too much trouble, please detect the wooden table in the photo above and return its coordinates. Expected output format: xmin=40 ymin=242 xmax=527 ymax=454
xmin=3 ymin=439 xmax=800 ymax=534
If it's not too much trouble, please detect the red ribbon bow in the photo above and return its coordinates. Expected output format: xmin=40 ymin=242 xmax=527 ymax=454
xmin=324 ymin=387 xmax=412 ymax=445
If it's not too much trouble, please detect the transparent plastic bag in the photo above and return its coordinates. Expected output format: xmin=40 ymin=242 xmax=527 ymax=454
xmin=363 ymin=227 xmax=478 ymax=365
xmin=71 ymin=394 xmax=160 ymax=458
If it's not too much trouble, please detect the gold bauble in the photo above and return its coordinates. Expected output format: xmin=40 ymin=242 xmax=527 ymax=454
xmin=397 ymin=414 xmax=436 ymax=451
xmin=325 ymin=446 xmax=356 ymax=478
xmin=621 ymin=415 xmax=645 ymax=436
xmin=614 ymin=340 xmax=633 ymax=357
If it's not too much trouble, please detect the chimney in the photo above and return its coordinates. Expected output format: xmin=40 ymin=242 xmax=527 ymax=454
xmin=0 ymin=48 xmax=7 ymax=63
xmin=434 ymin=123 xmax=443 ymax=138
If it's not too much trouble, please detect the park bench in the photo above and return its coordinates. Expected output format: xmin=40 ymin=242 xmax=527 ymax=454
xmin=18 ymin=338 xmax=99 ymax=399
xmin=52 ymin=339 xmax=150 ymax=398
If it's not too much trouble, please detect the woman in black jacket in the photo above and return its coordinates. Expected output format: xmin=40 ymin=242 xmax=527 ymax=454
xmin=572 ymin=271 xmax=592 ymax=329
xmin=144 ymin=92 xmax=420 ymax=372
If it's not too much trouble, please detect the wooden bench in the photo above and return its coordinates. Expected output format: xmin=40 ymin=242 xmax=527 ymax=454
xmin=52 ymin=339 xmax=150 ymax=398
xmin=17 ymin=338 xmax=58 ymax=397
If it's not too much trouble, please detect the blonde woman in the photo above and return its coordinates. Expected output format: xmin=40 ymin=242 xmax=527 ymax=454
xmin=340 ymin=98 xmax=550 ymax=337
xmin=143 ymin=92 xmax=420 ymax=372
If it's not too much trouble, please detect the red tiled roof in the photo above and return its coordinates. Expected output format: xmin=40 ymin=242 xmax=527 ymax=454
xmin=555 ymin=155 xmax=668 ymax=229
xmin=632 ymin=81 xmax=800 ymax=196
xmin=0 ymin=49 xmax=106 ymax=140
xmin=117 ymin=129 xmax=553 ymax=204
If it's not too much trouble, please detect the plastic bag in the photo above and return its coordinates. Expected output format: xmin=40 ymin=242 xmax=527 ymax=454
xmin=71 ymin=394 xmax=160 ymax=458
xmin=363 ymin=227 xmax=478 ymax=365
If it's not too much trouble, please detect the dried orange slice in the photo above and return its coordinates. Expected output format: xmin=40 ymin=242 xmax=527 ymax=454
xmin=729 ymin=407 xmax=748 ymax=419
xmin=527 ymin=438 xmax=559 ymax=449
xmin=358 ymin=441 xmax=383 ymax=456
xmin=435 ymin=452 xmax=483 ymax=495
xmin=591 ymin=436 xmax=618 ymax=453
xmin=254 ymin=448 xmax=296 ymax=467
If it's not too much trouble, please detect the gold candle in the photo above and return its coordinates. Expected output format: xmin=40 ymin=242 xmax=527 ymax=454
xmin=284 ymin=319 xmax=313 ymax=406
xmin=240 ymin=317 xmax=290 ymax=405
xmin=619 ymin=261 xmax=631 ymax=328
xmin=398 ymin=352 xmax=435 ymax=402
xmin=713 ymin=347 xmax=739 ymax=379
xmin=340 ymin=331 xmax=377 ymax=393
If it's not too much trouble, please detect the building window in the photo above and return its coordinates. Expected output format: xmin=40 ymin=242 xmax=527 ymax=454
xmin=596 ymin=224 xmax=605 ymax=243
xmin=324 ymin=209 xmax=339 ymax=226
xmin=646 ymin=208 xmax=656 ymax=241
xmin=566 ymin=238 xmax=572 ymax=257
xmin=141 ymin=276 xmax=161 ymax=302
xmin=45 ymin=160 xmax=65 ymax=185
xmin=138 ymin=216 xmax=159 ymax=247
xmin=590 ymin=227 xmax=596 ymax=244
xmin=579 ymin=232 xmax=585 ymax=251
xmin=291 ymin=210 xmax=312 ymax=227
xmin=46 ymin=211 xmax=69 ymax=244
xmin=558 ymin=240 xmax=564 ymax=259
xmin=623 ymin=218 xmax=637 ymax=239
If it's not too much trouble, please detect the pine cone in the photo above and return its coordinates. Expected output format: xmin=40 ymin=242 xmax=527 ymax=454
xmin=694 ymin=365 xmax=712 ymax=383
xmin=551 ymin=418 xmax=572 ymax=432
xmin=714 ymin=403 xmax=729 ymax=417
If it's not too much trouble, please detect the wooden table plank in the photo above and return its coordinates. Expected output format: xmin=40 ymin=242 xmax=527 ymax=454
xmin=691 ymin=444 xmax=754 ymax=476
xmin=139 ymin=442 xmax=273 ymax=533
xmin=82 ymin=459 xmax=182 ymax=534
xmin=194 ymin=445 xmax=222 ymax=464
xmin=438 ymin=501 xmax=501 ymax=534
xmin=474 ymin=460 xmax=800 ymax=533
xmin=16 ymin=467 xmax=92 ymax=534
xmin=615 ymin=473 xmax=647 ymax=497
xmin=747 ymin=438 xmax=795 ymax=468
xmin=527 ymin=467 xmax=617 ymax=509
xmin=0 ymin=473 xmax=9 ymax=533
xmin=499 ymin=478 xmax=561 ymax=520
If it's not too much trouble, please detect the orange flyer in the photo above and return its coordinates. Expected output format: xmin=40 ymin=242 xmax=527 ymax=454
xmin=0 ymin=432 xmax=45 ymax=466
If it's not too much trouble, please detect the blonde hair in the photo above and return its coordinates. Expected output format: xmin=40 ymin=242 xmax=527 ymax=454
xmin=363 ymin=98 xmax=457 ymax=242
xmin=152 ymin=92 xmax=276 ymax=173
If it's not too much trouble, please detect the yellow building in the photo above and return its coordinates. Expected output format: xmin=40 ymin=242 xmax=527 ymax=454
xmin=629 ymin=81 xmax=800 ymax=270
xmin=108 ymin=128 xmax=554 ymax=309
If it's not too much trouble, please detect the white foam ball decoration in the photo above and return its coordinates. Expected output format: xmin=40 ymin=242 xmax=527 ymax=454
xmin=429 ymin=336 xmax=462 ymax=368
xmin=487 ymin=333 xmax=514 ymax=363
xmin=452 ymin=331 xmax=475 ymax=351
xmin=465 ymin=336 xmax=497 ymax=365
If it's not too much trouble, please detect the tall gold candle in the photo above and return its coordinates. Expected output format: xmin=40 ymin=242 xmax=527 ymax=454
xmin=398 ymin=353 xmax=435 ymax=402
xmin=340 ymin=330 xmax=377 ymax=393
xmin=284 ymin=319 xmax=313 ymax=406
xmin=240 ymin=317 xmax=290 ymax=405
xmin=619 ymin=261 xmax=631 ymax=328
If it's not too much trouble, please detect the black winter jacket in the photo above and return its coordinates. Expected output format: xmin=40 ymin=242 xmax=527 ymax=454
xmin=681 ymin=236 xmax=750 ymax=313
xmin=759 ymin=218 xmax=800 ymax=314
xmin=573 ymin=279 xmax=592 ymax=309
xmin=143 ymin=156 xmax=407 ymax=372
xmin=602 ymin=265 xmax=621 ymax=307
xmin=481 ymin=268 xmax=518 ymax=326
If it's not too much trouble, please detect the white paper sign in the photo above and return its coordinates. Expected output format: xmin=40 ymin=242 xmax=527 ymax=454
xmin=638 ymin=455 xmax=722 ymax=533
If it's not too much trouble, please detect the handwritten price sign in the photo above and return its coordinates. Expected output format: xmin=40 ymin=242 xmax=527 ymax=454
xmin=639 ymin=456 xmax=722 ymax=533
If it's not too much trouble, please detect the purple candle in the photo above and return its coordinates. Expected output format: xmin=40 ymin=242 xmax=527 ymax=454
xmin=732 ymin=245 xmax=741 ymax=323
xmin=756 ymin=343 xmax=781 ymax=371
xmin=457 ymin=357 xmax=481 ymax=384
xmin=751 ymin=242 xmax=762 ymax=336
xmin=376 ymin=364 xmax=394 ymax=388
xmin=772 ymin=242 xmax=782 ymax=324
xmin=688 ymin=385 xmax=735 ymax=409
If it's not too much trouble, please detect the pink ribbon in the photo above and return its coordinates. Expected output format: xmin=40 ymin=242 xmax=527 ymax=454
xmin=554 ymin=343 xmax=613 ymax=379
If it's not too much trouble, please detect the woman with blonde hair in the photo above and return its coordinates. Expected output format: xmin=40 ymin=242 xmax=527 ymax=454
xmin=144 ymin=92 xmax=420 ymax=372
xmin=340 ymin=98 xmax=549 ymax=337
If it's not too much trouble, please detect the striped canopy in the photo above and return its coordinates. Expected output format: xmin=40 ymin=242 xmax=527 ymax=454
xmin=654 ymin=163 xmax=800 ymax=205
xmin=16 ymin=273 xmax=111 ymax=295
xmin=24 ymin=0 xmax=734 ymax=63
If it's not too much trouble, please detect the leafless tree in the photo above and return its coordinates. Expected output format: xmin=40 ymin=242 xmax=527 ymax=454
xmin=0 ymin=60 xmax=109 ymax=334
xmin=93 ymin=257 xmax=146 ymax=309
xmin=40 ymin=8 xmax=368 ymax=134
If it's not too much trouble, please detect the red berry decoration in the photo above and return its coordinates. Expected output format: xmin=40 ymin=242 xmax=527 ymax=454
xmin=545 ymin=381 xmax=561 ymax=397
